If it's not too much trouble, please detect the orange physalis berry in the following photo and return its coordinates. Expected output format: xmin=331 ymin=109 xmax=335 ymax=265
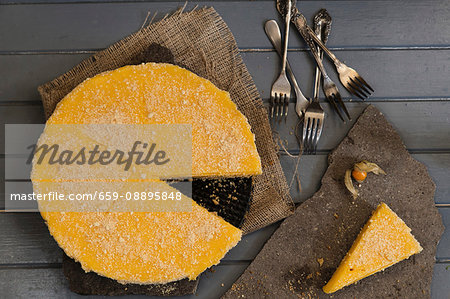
xmin=352 ymin=169 xmax=367 ymax=183
xmin=345 ymin=160 xmax=386 ymax=199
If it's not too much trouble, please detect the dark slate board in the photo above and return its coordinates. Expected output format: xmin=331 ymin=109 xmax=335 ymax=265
xmin=223 ymin=105 xmax=445 ymax=298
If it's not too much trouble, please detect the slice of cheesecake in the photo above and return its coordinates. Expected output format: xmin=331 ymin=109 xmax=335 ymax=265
xmin=323 ymin=203 xmax=422 ymax=294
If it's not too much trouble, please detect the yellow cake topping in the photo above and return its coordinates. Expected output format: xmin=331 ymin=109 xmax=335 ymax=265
xmin=31 ymin=63 xmax=259 ymax=284
xmin=40 ymin=201 xmax=242 ymax=284
xmin=48 ymin=62 xmax=262 ymax=178
xmin=323 ymin=203 xmax=422 ymax=294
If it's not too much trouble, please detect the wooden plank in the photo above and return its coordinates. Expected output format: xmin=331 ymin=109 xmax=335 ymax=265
xmin=0 ymin=212 xmax=277 ymax=264
xmin=281 ymin=152 xmax=450 ymax=259
xmin=1 ymin=188 xmax=448 ymax=265
xmin=0 ymin=1 xmax=449 ymax=51
xmin=0 ymin=55 xmax=91 ymax=101
xmin=435 ymin=208 xmax=450 ymax=261
xmin=430 ymin=263 xmax=450 ymax=299
xmin=5 ymin=154 xmax=448 ymax=204
xmin=280 ymin=153 xmax=329 ymax=204
xmin=222 ymin=223 xmax=279 ymax=261
xmin=414 ymin=154 xmax=450 ymax=206
xmin=196 ymin=264 xmax=249 ymax=299
xmin=3 ymin=152 xmax=450 ymax=204
xmin=241 ymin=50 xmax=450 ymax=100
xmin=1 ymin=152 xmax=448 ymax=263
xmin=0 ymin=264 xmax=249 ymax=299
xmin=2 ymin=101 xmax=450 ymax=154
xmin=286 ymin=151 xmax=450 ymax=206
xmin=0 ymin=213 xmax=62 ymax=264
xmin=0 ymin=263 xmax=447 ymax=298
xmin=282 ymin=153 xmax=450 ymax=205
xmin=270 ymin=101 xmax=450 ymax=152
xmin=0 ymin=106 xmax=45 ymax=155
xmin=1 ymin=49 xmax=450 ymax=102
xmin=0 ymin=0 xmax=409 ymax=3
xmin=0 ymin=211 xmax=276 ymax=264
xmin=0 ymin=268 xmax=72 ymax=299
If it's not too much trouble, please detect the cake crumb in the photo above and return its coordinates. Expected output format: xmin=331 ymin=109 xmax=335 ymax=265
xmin=317 ymin=258 xmax=324 ymax=267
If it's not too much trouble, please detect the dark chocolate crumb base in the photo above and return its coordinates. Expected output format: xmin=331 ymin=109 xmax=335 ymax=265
xmin=193 ymin=177 xmax=252 ymax=228
xmin=63 ymin=254 xmax=199 ymax=296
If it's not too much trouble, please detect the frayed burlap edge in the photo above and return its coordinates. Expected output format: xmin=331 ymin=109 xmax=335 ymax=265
xmin=38 ymin=6 xmax=294 ymax=234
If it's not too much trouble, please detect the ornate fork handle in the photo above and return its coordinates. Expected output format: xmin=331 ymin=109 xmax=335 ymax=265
xmin=291 ymin=8 xmax=344 ymax=69
xmin=291 ymin=11 xmax=333 ymax=81
xmin=313 ymin=9 xmax=331 ymax=101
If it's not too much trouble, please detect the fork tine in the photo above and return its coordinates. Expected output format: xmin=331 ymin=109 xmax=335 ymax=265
xmin=346 ymin=80 xmax=368 ymax=100
xmin=355 ymin=75 xmax=374 ymax=93
xmin=278 ymin=94 xmax=283 ymax=119
xmin=306 ymin=117 xmax=314 ymax=153
xmin=284 ymin=95 xmax=289 ymax=121
xmin=270 ymin=97 xmax=275 ymax=118
xmin=313 ymin=118 xmax=324 ymax=154
xmin=306 ymin=118 xmax=313 ymax=154
xmin=302 ymin=117 xmax=309 ymax=149
xmin=277 ymin=94 xmax=281 ymax=119
xmin=279 ymin=94 xmax=284 ymax=123
xmin=275 ymin=94 xmax=279 ymax=118
xmin=309 ymin=118 xmax=318 ymax=154
xmin=309 ymin=118 xmax=317 ymax=154
xmin=278 ymin=94 xmax=285 ymax=123
xmin=351 ymin=77 xmax=372 ymax=96
xmin=310 ymin=118 xmax=319 ymax=154
xmin=327 ymin=95 xmax=345 ymax=122
xmin=273 ymin=94 xmax=277 ymax=118
xmin=353 ymin=76 xmax=373 ymax=96
xmin=335 ymin=93 xmax=351 ymax=120
xmin=350 ymin=78 xmax=371 ymax=98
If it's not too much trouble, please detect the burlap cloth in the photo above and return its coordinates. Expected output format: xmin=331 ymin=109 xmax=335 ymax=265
xmin=37 ymin=7 xmax=294 ymax=234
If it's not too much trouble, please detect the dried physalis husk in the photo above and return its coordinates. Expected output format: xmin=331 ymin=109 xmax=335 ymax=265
xmin=354 ymin=160 xmax=386 ymax=175
xmin=345 ymin=160 xmax=386 ymax=199
xmin=345 ymin=169 xmax=358 ymax=199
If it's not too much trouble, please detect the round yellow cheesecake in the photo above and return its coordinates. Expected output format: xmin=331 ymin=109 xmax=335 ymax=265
xmin=32 ymin=63 xmax=262 ymax=284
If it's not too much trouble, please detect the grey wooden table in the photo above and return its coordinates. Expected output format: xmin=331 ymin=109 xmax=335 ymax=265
xmin=0 ymin=0 xmax=449 ymax=298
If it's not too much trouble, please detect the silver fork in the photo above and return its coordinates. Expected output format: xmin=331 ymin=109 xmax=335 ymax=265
xmin=291 ymin=10 xmax=350 ymax=122
xmin=303 ymin=9 xmax=331 ymax=153
xmin=270 ymin=0 xmax=292 ymax=122
xmin=291 ymin=9 xmax=374 ymax=100
xmin=264 ymin=20 xmax=309 ymax=119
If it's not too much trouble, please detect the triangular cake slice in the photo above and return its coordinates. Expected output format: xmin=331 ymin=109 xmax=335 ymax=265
xmin=323 ymin=203 xmax=422 ymax=294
